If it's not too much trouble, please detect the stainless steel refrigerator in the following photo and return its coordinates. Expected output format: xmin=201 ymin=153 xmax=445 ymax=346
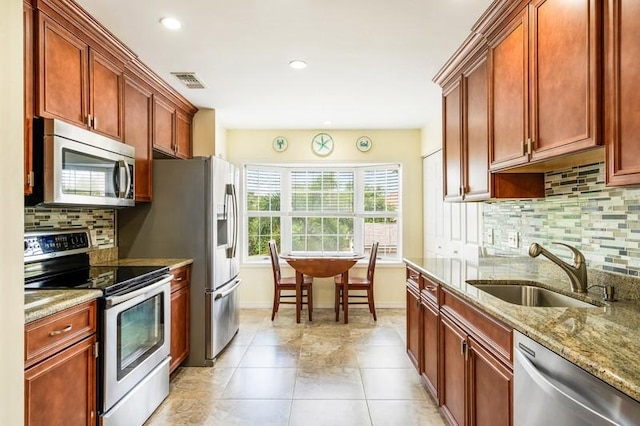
xmin=118 ymin=156 xmax=241 ymax=366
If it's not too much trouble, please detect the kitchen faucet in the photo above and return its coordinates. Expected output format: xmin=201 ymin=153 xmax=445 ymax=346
xmin=528 ymin=242 xmax=588 ymax=293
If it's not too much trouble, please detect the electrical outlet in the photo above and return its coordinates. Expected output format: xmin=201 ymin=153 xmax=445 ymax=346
xmin=507 ymin=231 xmax=520 ymax=248
xmin=485 ymin=228 xmax=494 ymax=245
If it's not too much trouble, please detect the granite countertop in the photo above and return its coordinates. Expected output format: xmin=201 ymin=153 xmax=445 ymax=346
xmin=404 ymin=256 xmax=640 ymax=402
xmin=94 ymin=258 xmax=193 ymax=270
xmin=25 ymin=289 xmax=102 ymax=324
xmin=24 ymin=258 xmax=192 ymax=324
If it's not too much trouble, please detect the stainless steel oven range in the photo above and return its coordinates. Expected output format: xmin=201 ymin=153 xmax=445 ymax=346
xmin=24 ymin=229 xmax=172 ymax=426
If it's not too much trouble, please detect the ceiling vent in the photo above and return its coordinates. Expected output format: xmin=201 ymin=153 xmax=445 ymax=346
xmin=170 ymin=72 xmax=206 ymax=89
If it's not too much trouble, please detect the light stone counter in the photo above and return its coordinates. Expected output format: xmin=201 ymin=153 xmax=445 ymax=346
xmin=25 ymin=289 xmax=102 ymax=324
xmin=404 ymin=256 xmax=640 ymax=402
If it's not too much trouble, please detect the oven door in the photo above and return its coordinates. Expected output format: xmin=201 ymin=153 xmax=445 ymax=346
xmin=102 ymin=275 xmax=171 ymax=412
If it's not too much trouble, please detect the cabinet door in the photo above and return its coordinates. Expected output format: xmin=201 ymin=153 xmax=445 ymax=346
xmin=24 ymin=335 xmax=96 ymax=426
xmin=440 ymin=315 xmax=467 ymax=426
xmin=421 ymin=300 xmax=439 ymax=400
xmin=170 ymin=285 xmax=190 ymax=373
xmin=530 ymin=0 xmax=601 ymax=161
xmin=605 ymin=0 xmax=640 ymax=186
xmin=489 ymin=7 xmax=529 ymax=170
xmin=153 ymin=96 xmax=176 ymax=156
xmin=443 ymin=78 xmax=463 ymax=201
xmin=175 ymin=110 xmax=192 ymax=159
xmin=24 ymin=2 xmax=34 ymax=195
xmin=124 ymin=74 xmax=153 ymax=202
xmin=406 ymin=285 xmax=421 ymax=371
xmin=463 ymin=54 xmax=490 ymax=200
xmin=468 ymin=338 xmax=513 ymax=426
xmin=89 ymin=49 xmax=123 ymax=140
xmin=36 ymin=12 xmax=88 ymax=128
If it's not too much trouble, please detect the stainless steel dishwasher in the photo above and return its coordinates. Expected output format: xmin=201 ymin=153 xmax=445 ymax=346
xmin=514 ymin=331 xmax=640 ymax=425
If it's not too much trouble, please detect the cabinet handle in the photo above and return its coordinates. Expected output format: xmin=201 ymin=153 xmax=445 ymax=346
xmin=48 ymin=324 xmax=72 ymax=337
xmin=175 ymin=277 xmax=183 ymax=282
xmin=526 ymin=138 xmax=533 ymax=155
xmin=409 ymin=274 xmax=419 ymax=280
xmin=93 ymin=116 xmax=98 ymax=129
xmin=425 ymin=284 xmax=437 ymax=291
xmin=86 ymin=114 xmax=93 ymax=127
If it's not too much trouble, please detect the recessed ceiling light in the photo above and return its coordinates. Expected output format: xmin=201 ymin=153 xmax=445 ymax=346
xmin=160 ymin=17 xmax=182 ymax=30
xmin=289 ymin=60 xmax=307 ymax=70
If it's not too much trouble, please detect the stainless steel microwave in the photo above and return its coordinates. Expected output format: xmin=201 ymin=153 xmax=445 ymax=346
xmin=25 ymin=118 xmax=135 ymax=208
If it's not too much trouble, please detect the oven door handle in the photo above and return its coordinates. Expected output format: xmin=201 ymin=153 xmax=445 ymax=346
xmin=214 ymin=278 xmax=242 ymax=300
xmin=105 ymin=275 xmax=172 ymax=307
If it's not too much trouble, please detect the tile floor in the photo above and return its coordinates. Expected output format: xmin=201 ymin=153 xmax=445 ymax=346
xmin=145 ymin=308 xmax=445 ymax=426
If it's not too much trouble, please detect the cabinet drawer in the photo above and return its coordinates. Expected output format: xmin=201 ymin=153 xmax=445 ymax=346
xmin=421 ymin=276 xmax=440 ymax=307
xmin=406 ymin=266 xmax=422 ymax=290
xmin=25 ymin=300 xmax=97 ymax=368
xmin=171 ymin=265 xmax=191 ymax=292
xmin=441 ymin=289 xmax=512 ymax=364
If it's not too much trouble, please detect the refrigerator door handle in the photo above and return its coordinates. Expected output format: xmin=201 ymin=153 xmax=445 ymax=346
xmin=230 ymin=183 xmax=238 ymax=258
xmin=214 ymin=278 xmax=242 ymax=300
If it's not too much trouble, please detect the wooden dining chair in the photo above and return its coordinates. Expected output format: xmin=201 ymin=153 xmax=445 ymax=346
xmin=334 ymin=241 xmax=379 ymax=321
xmin=268 ymin=240 xmax=314 ymax=321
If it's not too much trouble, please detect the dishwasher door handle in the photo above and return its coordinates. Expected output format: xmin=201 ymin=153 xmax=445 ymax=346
xmin=515 ymin=349 xmax=617 ymax=425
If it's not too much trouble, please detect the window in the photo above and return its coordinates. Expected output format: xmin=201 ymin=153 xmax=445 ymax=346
xmin=244 ymin=163 xmax=401 ymax=261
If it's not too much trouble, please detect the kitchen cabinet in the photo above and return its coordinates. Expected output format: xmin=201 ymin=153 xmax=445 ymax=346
xmin=441 ymin=49 xmax=544 ymax=202
xmin=488 ymin=0 xmax=602 ymax=171
xmin=36 ymin=12 xmax=124 ymax=141
xmin=153 ymin=96 xmax=177 ymax=156
xmin=170 ymin=264 xmax=191 ymax=373
xmin=420 ymin=276 xmax=440 ymax=400
xmin=440 ymin=287 xmax=513 ymax=426
xmin=176 ymin=110 xmax=193 ymax=159
xmin=24 ymin=1 xmax=34 ymax=195
xmin=123 ymin=71 xmax=153 ymax=202
xmin=605 ymin=0 xmax=640 ymax=186
xmin=24 ymin=300 xmax=97 ymax=426
xmin=405 ymin=266 xmax=421 ymax=370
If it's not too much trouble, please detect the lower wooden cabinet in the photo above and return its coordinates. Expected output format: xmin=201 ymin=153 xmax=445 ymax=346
xmin=405 ymin=266 xmax=513 ymax=425
xmin=24 ymin=300 xmax=97 ymax=426
xmin=406 ymin=283 xmax=421 ymax=370
xmin=170 ymin=264 xmax=191 ymax=373
xmin=421 ymin=296 xmax=440 ymax=401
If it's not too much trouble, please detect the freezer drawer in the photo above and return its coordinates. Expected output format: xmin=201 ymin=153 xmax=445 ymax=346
xmin=206 ymin=278 xmax=241 ymax=360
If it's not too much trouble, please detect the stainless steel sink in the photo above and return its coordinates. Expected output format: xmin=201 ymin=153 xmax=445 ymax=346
xmin=472 ymin=284 xmax=599 ymax=308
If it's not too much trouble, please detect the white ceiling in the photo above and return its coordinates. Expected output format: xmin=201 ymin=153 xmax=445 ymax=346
xmin=75 ymin=0 xmax=493 ymax=130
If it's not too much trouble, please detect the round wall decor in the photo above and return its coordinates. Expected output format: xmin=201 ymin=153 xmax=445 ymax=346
xmin=273 ymin=136 xmax=288 ymax=152
xmin=311 ymin=133 xmax=334 ymax=156
xmin=356 ymin=136 xmax=372 ymax=152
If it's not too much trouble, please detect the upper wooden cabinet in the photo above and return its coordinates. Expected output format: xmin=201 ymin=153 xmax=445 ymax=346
xmin=441 ymin=49 xmax=544 ymax=202
xmin=605 ymin=0 xmax=640 ymax=186
xmin=153 ymin=95 xmax=177 ymax=156
xmin=36 ymin=12 xmax=124 ymax=141
xmin=24 ymin=1 xmax=34 ymax=195
xmin=176 ymin=110 xmax=193 ymax=159
xmin=123 ymin=71 xmax=153 ymax=202
xmin=488 ymin=0 xmax=602 ymax=171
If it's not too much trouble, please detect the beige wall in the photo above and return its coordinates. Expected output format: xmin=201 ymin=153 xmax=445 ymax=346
xmin=192 ymin=108 xmax=216 ymax=156
xmin=421 ymin=85 xmax=443 ymax=156
xmin=1 ymin=0 xmax=25 ymax=423
xmin=227 ymin=129 xmax=422 ymax=308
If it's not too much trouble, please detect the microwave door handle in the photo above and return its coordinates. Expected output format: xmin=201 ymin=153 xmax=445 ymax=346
xmin=115 ymin=160 xmax=129 ymax=198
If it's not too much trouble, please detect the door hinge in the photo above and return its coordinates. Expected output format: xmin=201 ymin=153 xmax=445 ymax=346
xmin=93 ymin=341 xmax=99 ymax=358
xmin=27 ymin=171 xmax=35 ymax=187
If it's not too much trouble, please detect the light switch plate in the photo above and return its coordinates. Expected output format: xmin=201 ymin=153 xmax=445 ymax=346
xmin=485 ymin=228 xmax=494 ymax=245
xmin=507 ymin=231 xmax=520 ymax=248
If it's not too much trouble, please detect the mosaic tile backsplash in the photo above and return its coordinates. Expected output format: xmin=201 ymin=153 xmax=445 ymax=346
xmin=24 ymin=207 xmax=116 ymax=249
xmin=483 ymin=162 xmax=640 ymax=277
